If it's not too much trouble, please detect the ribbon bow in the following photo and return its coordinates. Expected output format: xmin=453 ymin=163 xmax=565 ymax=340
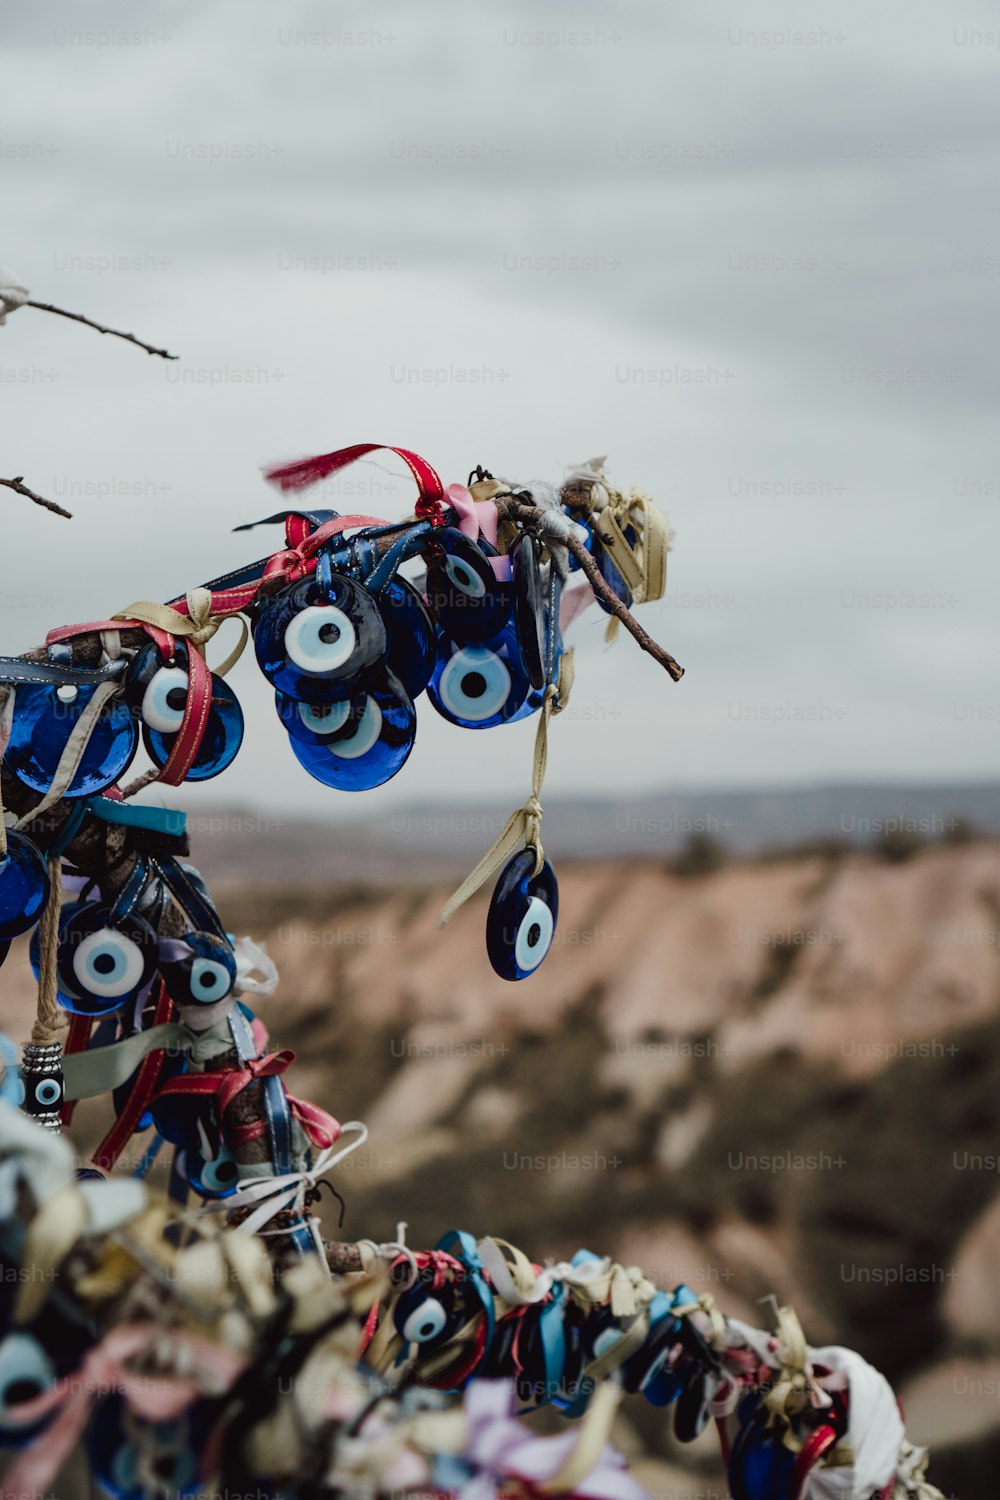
xmin=217 ymin=1123 xmax=369 ymax=1236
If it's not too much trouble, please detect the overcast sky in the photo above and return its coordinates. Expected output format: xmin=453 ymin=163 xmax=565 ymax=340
xmin=1 ymin=0 xmax=998 ymax=819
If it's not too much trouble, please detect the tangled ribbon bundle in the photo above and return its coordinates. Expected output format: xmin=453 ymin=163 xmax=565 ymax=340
xmin=0 ymin=1100 xmax=944 ymax=1500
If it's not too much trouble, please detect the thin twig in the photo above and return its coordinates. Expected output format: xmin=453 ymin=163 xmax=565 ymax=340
xmin=25 ymin=299 xmax=178 ymax=360
xmin=500 ymin=498 xmax=685 ymax=682
xmin=0 ymin=474 xmax=71 ymax=519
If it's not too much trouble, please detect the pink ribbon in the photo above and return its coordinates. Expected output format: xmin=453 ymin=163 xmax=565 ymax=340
xmin=462 ymin=1381 xmax=651 ymax=1500
xmin=4 ymin=1324 xmax=245 ymax=1499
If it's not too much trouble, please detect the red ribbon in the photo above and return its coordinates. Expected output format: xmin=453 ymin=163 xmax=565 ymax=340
xmin=92 ymin=982 xmax=174 ymax=1172
xmin=152 ymin=1047 xmax=341 ymax=1152
xmin=264 ymin=443 xmax=446 ymax=525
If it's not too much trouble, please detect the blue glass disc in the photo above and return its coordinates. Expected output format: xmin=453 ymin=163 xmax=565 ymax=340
xmin=126 ymin=640 xmax=244 ymax=782
xmin=286 ymin=669 xmax=415 ymax=791
xmin=378 ymin=576 xmax=435 ymax=699
xmin=427 ymin=625 xmax=534 ymax=730
xmin=5 ymin=682 xmax=137 ymax=797
xmin=54 ymin=903 xmax=158 ymax=1017
xmin=485 ymin=850 xmax=558 ymax=981
xmin=424 ymin=528 xmax=511 ymax=644
xmin=254 ymin=573 xmax=386 ymax=705
xmin=275 ymin=688 xmax=368 ymax=747
xmin=0 ymin=830 xmax=48 ymax=939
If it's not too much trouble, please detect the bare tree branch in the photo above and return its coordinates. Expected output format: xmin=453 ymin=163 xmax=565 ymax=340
xmin=497 ymin=496 xmax=685 ymax=682
xmin=0 ymin=474 xmax=71 ymax=519
xmin=25 ymin=300 xmax=178 ymax=361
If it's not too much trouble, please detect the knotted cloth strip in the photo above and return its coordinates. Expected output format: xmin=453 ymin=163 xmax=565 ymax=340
xmin=112 ymin=587 xmax=249 ymax=678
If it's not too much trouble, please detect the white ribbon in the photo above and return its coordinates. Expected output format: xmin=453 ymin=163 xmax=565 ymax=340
xmin=213 ymin=1122 xmax=369 ymax=1238
xmin=232 ymin=935 xmax=279 ymax=998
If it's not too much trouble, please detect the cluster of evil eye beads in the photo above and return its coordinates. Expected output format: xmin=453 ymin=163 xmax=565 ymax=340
xmin=0 ymin=497 xmax=635 ymax=983
xmin=368 ymin=1236 xmax=853 ymax=1500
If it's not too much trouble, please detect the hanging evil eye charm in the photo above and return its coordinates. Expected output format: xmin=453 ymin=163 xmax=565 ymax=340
xmin=511 ymin=533 xmax=547 ymax=690
xmin=393 ymin=1278 xmax=465 ymax=1352
xmin=377 ymin=576 xmax=436 ymax=699
xmin=125 ymin=639 xmax=244 ymax=782
xmin=56 ymin=903 xmax=158 ymax=1016
xmin=253 ymin=566 xmax=387 ymax=705
xmin=89 ymin=1394 xmax=209 ymax=1499
xmin=0 ymin=830 xmax=48 ymax=940
xmin=0 ymin=1333 xmax=57 ymax=1448
xmin=486 ymin=849 xmax=558 ymax=981
xmin=283 ymin=670 xmax=416 ymax=792
xmin=4 ymin=681 xmax=137 ymax=798
xmin=184 ymin=1143 xmax=240 ymax=1200
xmin=424 ymin=528 xmax=510 ymax=644
xmin=428 ymin=625 xmax=536 ymax=730
xmin=159 ymin=932 xmax=237 ymax=1009
xmin=19 ymin=1042 xmax=63 ymax=1128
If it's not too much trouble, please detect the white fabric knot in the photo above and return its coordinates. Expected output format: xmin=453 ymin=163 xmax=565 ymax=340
xmin=0 ymin=265 xmax=29 ymax=326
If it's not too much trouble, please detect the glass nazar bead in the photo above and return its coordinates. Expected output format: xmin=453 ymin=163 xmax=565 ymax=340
xmin=485 ymin=849 xmax=558 ymax=980
xmin=125 ymin=639 xmax=244 ymax=781
xmin=253 ymin=553 xmax=387 ymax=705
xmin=5 ymin=681 xmax=137 ymax=797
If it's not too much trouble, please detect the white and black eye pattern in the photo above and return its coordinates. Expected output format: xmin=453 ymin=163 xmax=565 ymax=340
xmin=0 ymin=1333 xmax=55 ymax=1424
xmin=429 ymin=627 xmax=533 ymax=730
xmin=438 ymin=646 xmax=511 ymax=723
xmin=326 ymin=696 xmax=382 ymax=760
xmin=284 ymin=604 xmax=358 ymax=674
xmin=254 ymin=576 xmax=387 ymax=704
xmin=445 ymin=553 xmax=487 ymax=600
xmin=486 ymin=850 xmax=559 ymax=981
xmin=161 ymin=931 xmax=237 ymax=1009
xmin=393 ymin=1282 xmax=459 ymax=1347
xmin=57 ymin=905 xmax=157 ymax=1017
xmin=141 ymin=665 xmax=189 ymax=733
xmin=28 ymin=1073 xmax=63 ymax=1115
xmin=298 ymin=699 xmax=352 ymax=738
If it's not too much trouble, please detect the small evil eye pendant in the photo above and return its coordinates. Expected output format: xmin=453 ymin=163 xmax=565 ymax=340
xmin=0 ymin=830 xmax=49 ymax=940
xmin=0 ymin=1332 xmax=57 ymax=1449
xmin=184 ymin=1143 xmax=240 ymax=1200
xmin=253 ymin=568 xmax=387 ymax=705
xmin=20 ymin=1042 xmax=63 ymax=1125
xmin=285 ymin=669 xmax=416 ymax=792
xmin=56 ymin=903 xmax=158 ymax=1016
xmin=159 ymin=932 xmax=237 ymax=1008
xmin=511 ymin=533 xmax=547 ymax=690
xmin=4 ymin=681 xmax=137 ymax=798
xmin=486 ymin=849 xmax=558 ymax=981
xmin=424 ymin=528 xmax=510 ymax=644
xmin=393 ymin=1279 xmax=464 ymax=1350
xmin=377 ymin=576 xmax=436 ymax=699
xmin=125 ymin=639 xmax=244 ymax=781
xmin=428 ymin=625 xmax=533 ymax=730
